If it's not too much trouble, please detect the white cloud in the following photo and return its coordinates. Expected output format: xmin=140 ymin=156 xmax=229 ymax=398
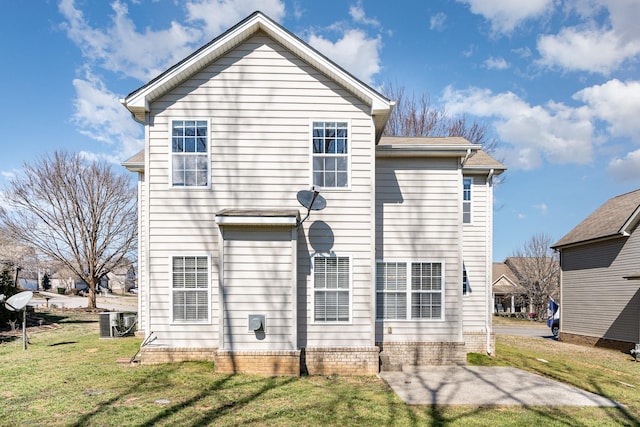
xmin=457 ymin=0 xmax=553 ymax=33
xmin=483 ymin=56 xmax=509 ymax=70
xmin=60 ymin=0 xmax=204 ymax=81
xmin=537 ymin=28 xmax=640 ymax=74
xmin=71 ymin=69 xmax=143 ymax=161
xmin=533 ymin=203 xmax=548 ymax=215
xmin=186 ymin=0 xmax=285 ymax=39
xmin=441 ymin=86 xmax=594 ymax=170
xmin=608 ymin=149 xmax=640 ymax=181
xmin=308 ymin=29 xmax=381 ymax=84
xmin=537 ymin=1 xmax=640 ymax=74
xmin=573 ymin=79 xmax=640 ymax=138
xmin=349 ymin=2 xmax=380 ymax=27
xmin=430 ymin=13 xmax=447 ymax=31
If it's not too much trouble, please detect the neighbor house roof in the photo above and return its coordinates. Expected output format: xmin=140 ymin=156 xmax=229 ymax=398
xmin=492 ymin=262 xmax=523 ymax=294
xmin=552 ymin=188 xmax=640 ymax=249
xmin=121 ymin=11 xmax=393 ymax=140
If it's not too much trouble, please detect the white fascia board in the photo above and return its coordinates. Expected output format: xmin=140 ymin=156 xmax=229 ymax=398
xmin=122 ymin=13 xmax=393 ymax=119
xmin=376 ymin=145 xmax=480 ymax=158
xmin=620 ymin=205 xmax=640 ymax=236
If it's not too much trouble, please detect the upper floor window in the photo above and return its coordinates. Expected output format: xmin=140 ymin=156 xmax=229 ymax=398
xmin=312 ymin=121 xmax=349 ymax=188
xmin=171 ymin=120 xmax=209 ymax=187
xmin=313 ymin=255 xmax=351 ymax=322
xmin=463 ymin=177 xmax=472 ymax=223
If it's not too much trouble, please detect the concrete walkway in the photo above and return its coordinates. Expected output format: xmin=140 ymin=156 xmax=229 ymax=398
xmin=380 ymin=366 xmax=620 ymax=406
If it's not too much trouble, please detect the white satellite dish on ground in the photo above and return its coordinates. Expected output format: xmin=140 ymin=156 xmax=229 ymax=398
xmin=2 ymin=291 xmax=33 ymax=351
xmin=5 ymin=291 xmax=33 ymax=311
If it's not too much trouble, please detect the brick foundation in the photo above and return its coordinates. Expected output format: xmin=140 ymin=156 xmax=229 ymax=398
xmin=140 ymin=347 xmax=215 ymax=364
xmin=559 ymin=332 xmax=636 ymax=353
xmin=301 ymin=347 xmax=379 ymax=375
xmin=463 ymin=332 xmax=495 ymax=355
xmin=377 ymin=341 xmax=466 ymax=370
xmin=214 ymin=350 xmax=301 ymax=376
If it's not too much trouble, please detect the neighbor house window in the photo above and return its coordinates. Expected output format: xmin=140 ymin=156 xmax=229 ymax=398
xmin=172 ymin=256 xmax=209 ymax=323
xmin=376 ymin=261 xmax=444 ymax=320
xmin=463 ymin=177 xmax=472 ymax=223
xmin=171 ymin=119 xmax=209 ymax=187
xmin=313 ymin=256 xmax=350 ymax=322
xmin=312 ymin=121 xmax=349 ymax=188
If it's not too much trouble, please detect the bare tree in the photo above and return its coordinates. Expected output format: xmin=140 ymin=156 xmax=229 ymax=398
xmin=0 ymin=151 xmax=137 ymax=308
xmin=382 ymin=81 xmax=498 ymax=153
xmin=507 ymin=233 xmax=560 ymax=319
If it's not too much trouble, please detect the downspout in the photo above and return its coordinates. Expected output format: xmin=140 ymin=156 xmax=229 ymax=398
xmin=485 ymin=168 xmax=495 ymax=355
xmin=461 ymin=148 xmax=472 ymax=167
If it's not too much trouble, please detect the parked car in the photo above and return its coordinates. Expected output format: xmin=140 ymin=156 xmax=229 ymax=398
xmin=547 ymin=299 xmax=560 ymax=338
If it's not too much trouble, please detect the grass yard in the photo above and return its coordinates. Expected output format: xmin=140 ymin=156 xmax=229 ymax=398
xmin=0 ymin=312 xmax=639 ymax=426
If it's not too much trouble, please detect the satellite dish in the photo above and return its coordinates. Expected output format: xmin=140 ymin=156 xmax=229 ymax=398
xmin=297 ymin=189 xmax=327 ymax=211
xmin=5 ymin=291 xmax=33 ymax=312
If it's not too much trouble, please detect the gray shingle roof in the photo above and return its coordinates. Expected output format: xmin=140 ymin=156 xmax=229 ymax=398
xmin=464 ymin=150 xmax=506 ymax=171
xmin=552 ymin=188 xmax=640 ymax=249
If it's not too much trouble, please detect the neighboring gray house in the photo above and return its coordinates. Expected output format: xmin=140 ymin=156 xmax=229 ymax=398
xmin=552 ymin=188 xmax=640 ymax=351
xmin=121 ymin=11 xmax=505 ymax=375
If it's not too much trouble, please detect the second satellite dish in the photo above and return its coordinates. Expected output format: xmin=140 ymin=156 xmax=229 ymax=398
xmin=5 ymin=291 xmax=33 ymax=311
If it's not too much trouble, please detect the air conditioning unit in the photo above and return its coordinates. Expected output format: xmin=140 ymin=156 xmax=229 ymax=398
xmin=99 ymin=312 xmax=137 ymax=338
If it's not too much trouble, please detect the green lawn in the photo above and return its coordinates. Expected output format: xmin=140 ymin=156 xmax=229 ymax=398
xmin=0 ymin=312 xmax=638 ymax=426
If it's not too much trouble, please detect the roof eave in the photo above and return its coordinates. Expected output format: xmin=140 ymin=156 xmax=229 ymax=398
xmin=122 ymin=11 xmax=393 ymax=130
xmin=551 ymin=232 xmax=626 ymax=251
xmin=376 ymin=144 xmax=480 ymax=158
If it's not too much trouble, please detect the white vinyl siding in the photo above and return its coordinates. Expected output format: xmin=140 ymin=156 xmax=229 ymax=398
xmin=376 ymin=261 xmax=444 ymax=320
xmin=143 ymin=33 xmax=375 ymax=348
xmin=221 ymin=227 xmax=296 ymax=350
xmin=461 ymin=174 xmax=491 ymax=332
xmin=313 ymin=256 xmax=351 ymax=322
xmin=170 ymin=119 xmax=210 ymax=188
xmin=171 ymin=255 xmax=210 ymax=323
xmin=375 ymin=156 xmax=460 ymax=342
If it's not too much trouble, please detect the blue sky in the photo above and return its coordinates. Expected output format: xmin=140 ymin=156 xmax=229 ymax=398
xmin=1 ymin=0 xmax=639 ymax=261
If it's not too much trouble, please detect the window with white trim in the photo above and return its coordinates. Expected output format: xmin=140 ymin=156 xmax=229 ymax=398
xmin=313 ymin=256 xmax=350 ymax=322
xmin=171 ymin=119 xmax=209 ymax=187
xmin=312 ymin=121 xmax=349 ymax=188
xmin=376 ymin=262 xmax=407 ymax=319
xmin=172 ymin=256 xmax=209 ymax=323
xmin=376 ymin=261 xmax=444 ymax=320
xmin=463 ymin=177 xmax=472 ymax=223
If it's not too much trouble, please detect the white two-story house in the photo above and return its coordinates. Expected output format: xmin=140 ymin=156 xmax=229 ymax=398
xmin=122 ymin=11 xmax=505 ymax=375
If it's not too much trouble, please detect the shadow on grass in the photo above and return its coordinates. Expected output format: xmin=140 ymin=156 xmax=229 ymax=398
xmin=67 ymin=365 xmax=288 ymax=427
xmin=49 ymin=341 xmax=78 ymax=346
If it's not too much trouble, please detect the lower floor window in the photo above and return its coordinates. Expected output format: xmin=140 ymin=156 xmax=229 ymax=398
xmin=376 ymin=261 xmax=444 ymax=320
xmin=313 ymin=256 xmax=350 ymax=322
xmin=172 ymin=256 xmax=209 ymax=322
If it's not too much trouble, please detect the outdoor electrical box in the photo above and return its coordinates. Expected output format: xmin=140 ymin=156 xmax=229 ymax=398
xmin=248 ymin=314 xmax=265 ymax=332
